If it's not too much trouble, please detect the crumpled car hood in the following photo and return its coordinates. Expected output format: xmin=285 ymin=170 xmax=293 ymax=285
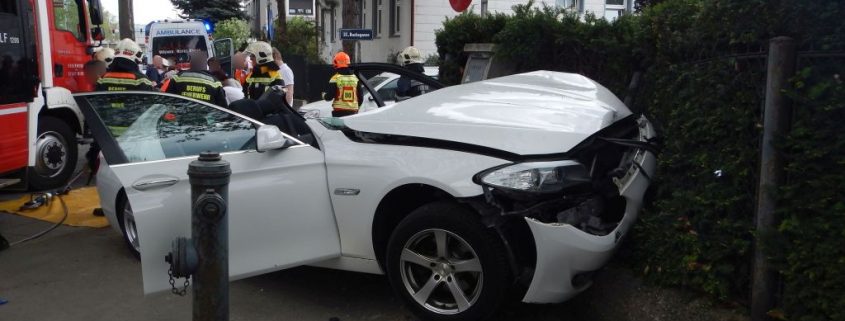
xmin=342 ymin=71 xmax=632 ymax=156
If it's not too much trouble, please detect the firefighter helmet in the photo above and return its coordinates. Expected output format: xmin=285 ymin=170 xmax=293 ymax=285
xmin=399 ymin=46 xmax=423 ymax=66
xmin=333 ymin=52 xmax=351 ymax=69
xmin=94 ymin=47 xmax=115 ymax=66
xmin=114 ymin=38 xmax=143 ymax=63
xmin=245 ymin=41 xmax=274 ymax=65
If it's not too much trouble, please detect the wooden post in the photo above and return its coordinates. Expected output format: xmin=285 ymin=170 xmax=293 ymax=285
xmin=752 ymin=36 xmax=796 ymax=321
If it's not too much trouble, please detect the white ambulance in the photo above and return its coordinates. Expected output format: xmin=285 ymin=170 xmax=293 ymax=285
xmin=145 ymin=20 xmax=218 ymax=70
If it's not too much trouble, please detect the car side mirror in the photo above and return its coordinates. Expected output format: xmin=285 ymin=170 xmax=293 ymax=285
xmin=256 ymin=124 xmax=290 ymax=152
xmin=367 ymin=96 xmax=374 ymax=102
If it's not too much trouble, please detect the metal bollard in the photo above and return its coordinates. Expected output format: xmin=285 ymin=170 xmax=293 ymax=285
xmin=165 ymin=151 xmax=231 ymax=321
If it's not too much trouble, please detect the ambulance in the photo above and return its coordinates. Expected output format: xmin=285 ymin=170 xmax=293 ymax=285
xmin=145 ymin=20 xmax=214 ymax=70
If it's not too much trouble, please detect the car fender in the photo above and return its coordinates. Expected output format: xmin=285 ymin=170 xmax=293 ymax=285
xmin=317 ymin=126 xmax=509 ymax=261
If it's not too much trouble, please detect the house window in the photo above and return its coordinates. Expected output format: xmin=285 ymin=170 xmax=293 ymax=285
xmin=361 ymin=0 xmax=367 ymax=28
xmin=330 ymin=7 xmax=337 ymax=43
xmin=556 ymin=0 xmax=578 ymax=10
xmin=389 ymin=0 xmax=400 ymax=36
xmin=604 ymin=0 xmax=625 ymax=21
xmin=375 ymin=0 xmax=383 ymax=37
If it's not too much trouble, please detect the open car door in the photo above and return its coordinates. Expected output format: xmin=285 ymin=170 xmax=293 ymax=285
xmin=213 ymin=38 xmax=234 ymax=77
xmin=75 ymin=92 xmax=341 ymax=293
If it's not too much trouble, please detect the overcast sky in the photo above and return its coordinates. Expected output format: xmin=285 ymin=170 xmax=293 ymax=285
xmin=102 ymin=0 xmax=181 ymax=25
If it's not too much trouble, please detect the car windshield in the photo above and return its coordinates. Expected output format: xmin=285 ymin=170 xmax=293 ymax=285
xmin=367 ymin=76 xmax=390 ymax=87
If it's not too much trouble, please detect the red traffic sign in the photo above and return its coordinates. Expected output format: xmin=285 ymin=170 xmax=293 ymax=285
xmin=449 ymin=0 xmax=472 ymax=12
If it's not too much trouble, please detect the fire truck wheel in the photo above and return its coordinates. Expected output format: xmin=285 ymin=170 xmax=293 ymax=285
xmin=30 ymin=117 xmax=78 ymax=190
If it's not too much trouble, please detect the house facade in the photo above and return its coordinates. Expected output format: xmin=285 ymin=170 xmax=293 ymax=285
xmin=244 ymin=0 xmax=635 ymax=63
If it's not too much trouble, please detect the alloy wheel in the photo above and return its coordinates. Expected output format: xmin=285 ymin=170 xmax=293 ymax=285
xmin=399 ymin=228 xmax=483 ymax=315
xmin=123 ymin=202 xmax=140 ymax=253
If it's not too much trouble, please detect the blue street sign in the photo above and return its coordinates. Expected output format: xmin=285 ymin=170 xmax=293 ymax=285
xmin=339 ymin=29 xmax=374 ymax=40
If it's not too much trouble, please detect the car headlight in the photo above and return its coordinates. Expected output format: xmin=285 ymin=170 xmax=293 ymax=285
xmin=476 ymin=160 xmax=591 ymax=194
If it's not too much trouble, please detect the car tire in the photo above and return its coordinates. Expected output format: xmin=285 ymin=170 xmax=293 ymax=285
xmin=386 ymin=201 xmax=510 ymax=321
xmin=29 ymin=116 xmax=77 ymax=191
xmin=116 ymin=194 xmax=141 ymax=259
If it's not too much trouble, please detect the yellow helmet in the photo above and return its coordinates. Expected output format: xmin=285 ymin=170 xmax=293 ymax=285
xmin=399 ymin=46 xmax=423 ymax=66
xmin=245 ymin=41 xmax=274 ymax=65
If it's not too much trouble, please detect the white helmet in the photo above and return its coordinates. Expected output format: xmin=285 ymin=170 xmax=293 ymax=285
xmin=93 ymin=47 xmax=115 ymax=66
xmin=114 ymin=38 xmax=143 ymax=63
xmin=399 ymin=46 xmax=423 ymax=66
xmin=245 ymin=41 xmax=274 ymax=65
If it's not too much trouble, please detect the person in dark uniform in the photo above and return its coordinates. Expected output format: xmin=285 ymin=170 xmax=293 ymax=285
xmin=95 ymin=38 xmax=154 ymax=92
xmin=160 ymin=51 xmax=228 ymax=107
xmin=395 ymin=46 xmax=431 ymax=100
xmin=243 ymin=41 xmax=285 ymax=100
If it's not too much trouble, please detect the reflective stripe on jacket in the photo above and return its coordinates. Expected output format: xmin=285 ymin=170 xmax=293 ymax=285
xmin=245 ymin=68 xmax=284 ymax=99
xmin=330 ymin=73 xmax=359 ymax=111
xmin=95 ymin=71 xmax=154 ymax=91
xmin=163 ymin=70 xmax=227 ymax=107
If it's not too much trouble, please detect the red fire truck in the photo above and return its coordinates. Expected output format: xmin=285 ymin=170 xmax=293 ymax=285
xmin=0 ymin=0 xmax=104 ymax=190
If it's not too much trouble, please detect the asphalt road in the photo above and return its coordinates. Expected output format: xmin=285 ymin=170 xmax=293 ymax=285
xmin=0 ymin=212 xmax=583 ymax=321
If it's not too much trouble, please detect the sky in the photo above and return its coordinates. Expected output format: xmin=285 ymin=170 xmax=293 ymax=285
xmin=102 ymin=0 xmax=181 ymax=26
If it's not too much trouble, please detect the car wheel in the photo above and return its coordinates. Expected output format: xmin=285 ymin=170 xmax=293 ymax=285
xmin=30 ymin=116 xmax=77 ymax=190
xmin=117 ymin=194 xmax=140 ymax=259
xmin=386 ymin=201 xmax=510 ymax=321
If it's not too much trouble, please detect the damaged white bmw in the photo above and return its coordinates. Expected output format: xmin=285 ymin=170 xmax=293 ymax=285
xmin=76 ymin=63 xmax=657 ymax=321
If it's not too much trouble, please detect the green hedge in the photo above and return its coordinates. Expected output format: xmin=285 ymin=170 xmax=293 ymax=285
xmin=434 ymin=1 xmax=845 ymax=320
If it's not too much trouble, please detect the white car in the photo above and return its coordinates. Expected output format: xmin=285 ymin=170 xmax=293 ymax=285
xmin=298 ymin=66 xmax=440 ymax=118
xmin=76 ymin=65 xmax=656 ymax=321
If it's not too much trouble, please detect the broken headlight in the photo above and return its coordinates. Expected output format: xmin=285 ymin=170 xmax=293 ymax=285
xmin=476 ymin=160 xmax=591 ymax=194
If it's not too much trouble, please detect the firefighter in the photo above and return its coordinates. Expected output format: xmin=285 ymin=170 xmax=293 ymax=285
xmin=243 ymin=41 xmax=284 ymax=100
xmin=395 ymin=46 xmax=430 ymax=100
xmin=161 ymin=51 xmax=228 ymax=107
xmin=95 ymin=38 xmax=154 ymax=92
xmin=323 ymin=52 xmax=361 ymax=117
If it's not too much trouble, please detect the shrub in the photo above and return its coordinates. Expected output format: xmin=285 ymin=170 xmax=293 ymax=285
xmin=272 ymin=16 xmax=322 ymax=63
xmin=434 ymin=0 xmax=845 ymax=319
xmin=213 ymin=18 xmax=250 ymax=50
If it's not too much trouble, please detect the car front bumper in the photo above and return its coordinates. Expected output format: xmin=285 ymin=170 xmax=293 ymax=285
xmin=521 ymin=117 xmax=657 ymax=304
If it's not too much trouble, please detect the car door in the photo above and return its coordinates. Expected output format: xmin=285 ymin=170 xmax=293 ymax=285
xmin=75 ymin=92 xmax=341 ymax=293
xmin=358 ymin=75 xmax=396 ymax=113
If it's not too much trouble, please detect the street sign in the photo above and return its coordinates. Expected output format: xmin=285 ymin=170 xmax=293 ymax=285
xmin=339 ymin=29 xmax=374 ymax=41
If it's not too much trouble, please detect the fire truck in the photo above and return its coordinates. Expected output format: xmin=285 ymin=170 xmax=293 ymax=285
xmin=0 ymin=0 xmax=105 ymax=190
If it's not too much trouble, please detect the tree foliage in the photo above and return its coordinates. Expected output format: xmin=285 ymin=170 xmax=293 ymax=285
xmin=213 ymin=19 xmax=249 ymax=50
xmin=434 ymin=1 xmax=845 ymax=320
xmin=170 ymin=0 xmax=245 ymax=22
xmin=272 ymin=17 xmax=322 ymax=64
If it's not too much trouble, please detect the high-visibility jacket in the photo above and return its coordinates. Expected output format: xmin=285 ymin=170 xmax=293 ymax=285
xmin=330 ymin=73 xmax=359 ymax=112
xmin=245 ymin=65 xmax=284 ymax=99
xmin=162 ymin=70 xmax=228 ymax=107
xmin=95 ymin=71 xmax=155 ymax=92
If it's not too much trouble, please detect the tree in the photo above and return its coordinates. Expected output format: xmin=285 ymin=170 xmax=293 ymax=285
xmin=341 ymin=0 xmax=360 ymax=61
xmin=170 ymin=0 xmax=245 ymax=22
xmin=272 ymin=17 xmax=322 ymax=63
xmin=274 ymin=0 xmax=287 ymax=47
xmin=213 ymin=19 xmax=250 ymax=50
xmin=101 ymin=10 xmax=119 ymax=42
